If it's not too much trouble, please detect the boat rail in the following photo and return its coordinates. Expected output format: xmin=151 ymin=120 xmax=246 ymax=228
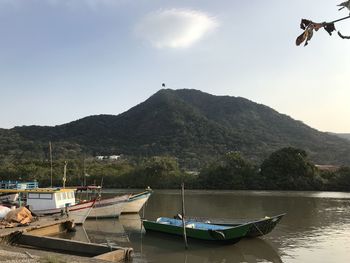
xmin=0 ymin=180 xmax=38 ymax=190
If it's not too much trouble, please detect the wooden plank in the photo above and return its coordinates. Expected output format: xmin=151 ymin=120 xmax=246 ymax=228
xmin=25 ymin=223 xmax=66 ymax=236
xmin=15 ymin=233 xmax=130 ymax=258
xmin=0 ymin=218 xmax=72 ymax=238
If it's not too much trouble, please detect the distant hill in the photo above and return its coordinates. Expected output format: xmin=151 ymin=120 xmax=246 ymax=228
xmin=334 ymin=133 xmax=350 ymax=141
xmin=3 ymin=89 xmax=350 ymax=167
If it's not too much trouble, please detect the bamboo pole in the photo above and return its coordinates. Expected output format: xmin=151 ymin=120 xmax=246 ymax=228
xmin=181 ymin=183 xmax=188 ymax=249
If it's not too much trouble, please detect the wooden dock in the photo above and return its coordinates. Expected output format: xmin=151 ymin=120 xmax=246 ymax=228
xmin=0 ymin=216 xmax=133 ymax=262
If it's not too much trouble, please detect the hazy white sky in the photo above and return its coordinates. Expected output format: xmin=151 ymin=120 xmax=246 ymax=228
xmin=0 ymin=0 xmax=350 ymax=132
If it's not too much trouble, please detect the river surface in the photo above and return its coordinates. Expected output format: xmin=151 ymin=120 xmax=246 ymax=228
xmin=60 ymin=190 xmax=350 ymax=263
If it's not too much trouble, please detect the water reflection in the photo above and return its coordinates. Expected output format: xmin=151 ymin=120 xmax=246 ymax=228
xmin=140 ymin=233 xmax=282 ymax=263
xmin=58 ymin=190 xmax=350 ymax=262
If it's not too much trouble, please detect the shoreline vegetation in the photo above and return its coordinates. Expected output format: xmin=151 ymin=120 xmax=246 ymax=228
xmin=1 ymin=147 xmax=349 ymax=192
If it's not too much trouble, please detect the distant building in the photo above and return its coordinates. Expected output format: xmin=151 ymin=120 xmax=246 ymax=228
xmin=185 ymin=170 xmax=199 ymax=176
xmin=315 ymin=165 xmax=340 ymax=172
xmin=95 ymin=155 xmax=122 ymax=161
xmin=109 ymin=155 xmax=121 ymax=160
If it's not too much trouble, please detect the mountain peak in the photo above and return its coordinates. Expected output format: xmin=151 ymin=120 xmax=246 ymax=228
xmin=6 ymin=89 xmax=350 ymax=167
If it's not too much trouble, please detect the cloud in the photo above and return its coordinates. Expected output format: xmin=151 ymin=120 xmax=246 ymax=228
xmin=135 ymin=9 xmax=219 ymax=49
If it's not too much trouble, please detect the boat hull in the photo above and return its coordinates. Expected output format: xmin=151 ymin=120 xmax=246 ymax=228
xmin=88 ymin=195 xmax=129 ymax=219
xmin=33 ymin=200 xmax=95 ymax=225
xmin=122 ymin=191 xmax=152 ymax=214
xmin=185 ymin=213 xmax=286 ymax=238
xmin=143 ymin=217 xmax=250 ymax=244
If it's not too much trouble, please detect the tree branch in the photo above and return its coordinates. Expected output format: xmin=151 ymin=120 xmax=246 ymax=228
xmin=326 ymin=15 xmax=350 ymax=25
xmin=296 ymin=15 xmax=350 ymax=46
xmin=338 ymin=31 xmax=350 ymax=39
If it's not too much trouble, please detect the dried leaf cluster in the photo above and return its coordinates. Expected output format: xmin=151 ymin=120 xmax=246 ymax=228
xmin=296 ymin=19 xmax=336 ymax=46
xmin=296 ymin=1 xmax=350 ymax=46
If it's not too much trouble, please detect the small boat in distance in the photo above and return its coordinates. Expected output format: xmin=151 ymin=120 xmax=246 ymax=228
xmin=143 ymin=217 xmax=250 ymax=244
xmin=121 ymin=187 xmax=153 ymax=214
xmin=0 ymin=180 xmax=39 ymax=203
xmin=0 ymin=180 xmax=39 ymax=190
xmin=178 ymin=213 xmax=286 ymax=238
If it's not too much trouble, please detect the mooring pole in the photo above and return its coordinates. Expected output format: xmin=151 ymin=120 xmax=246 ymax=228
xmin=181 ymin=182 xmax=188 ymax=249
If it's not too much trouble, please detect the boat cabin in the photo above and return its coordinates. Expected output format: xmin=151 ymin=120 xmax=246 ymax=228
xmin=0 ymin=188 xmax=77 ymax=210
xmin=26 ymin=188 xmax=76 ymax=210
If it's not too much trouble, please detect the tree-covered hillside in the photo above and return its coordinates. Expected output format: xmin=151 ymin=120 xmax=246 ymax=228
xmin=3 ymin=89 xmax=350 ymax=167
xmin=334 ymin=133 xmax=350 ymax=141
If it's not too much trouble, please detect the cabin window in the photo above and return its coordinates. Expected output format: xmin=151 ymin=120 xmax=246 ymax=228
xmin=56 ymin=193 xmax=61 ymax=201
xmin=62 ymin=192 xmax=67 ymax=199
xmin=28 ymin=193 xmax=52 ymax=199
xmin=39 ymin=193 xmax=52 ymax=199
xmin=28 ymin=193 xmax=39 ymax=199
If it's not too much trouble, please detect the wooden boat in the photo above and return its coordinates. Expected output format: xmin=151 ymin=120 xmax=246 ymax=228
xmin=75 ymin=186 xmax=130 ymax=219
xmin=180 ymin=213 xmax=286 ymax=238
xmin=121 ymin=188 xmax=152 ymax=214
xmin=142 ymin=217 xmax=250 ymax=244
xmin=88 ymin=195 xmax=130 ymax=219
xmin=0 ymin=188 xmax=95 ymax=225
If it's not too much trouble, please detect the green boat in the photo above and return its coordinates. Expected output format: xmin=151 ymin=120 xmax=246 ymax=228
xmin=142 ymin=217 xmax=251 ymax=244
xmin=180 ymin=213 xmax=286 ymax=238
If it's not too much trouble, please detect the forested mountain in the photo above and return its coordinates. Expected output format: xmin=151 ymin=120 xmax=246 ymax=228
xmin=2 ymin=89 xmax=350 ymax=168
xmin=335 ymin=133 xmax=350 ymax=141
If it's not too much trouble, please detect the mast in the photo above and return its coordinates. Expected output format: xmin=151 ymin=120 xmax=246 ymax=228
xmin=49 ymin=141 xmax=53 ymax=188
xmin=63 ymin=161 xmax=67 ymax=188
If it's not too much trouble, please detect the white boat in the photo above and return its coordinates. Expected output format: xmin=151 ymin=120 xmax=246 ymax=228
xmin=88 ymin=195 xmax=129 ymax=219
xmin=121 ymin=188 xmax=153 ymax=214
xmin=27 ymin=188 xmax=95 ymax=225
xmin=75 ymin=186 xmax=130 ymax=219
xmin=0 ymin=188 xmax=95 ymax=225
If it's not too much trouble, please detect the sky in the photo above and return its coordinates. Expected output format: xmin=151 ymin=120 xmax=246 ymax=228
xmin=1 ymin=0 xmax=350 ymax=133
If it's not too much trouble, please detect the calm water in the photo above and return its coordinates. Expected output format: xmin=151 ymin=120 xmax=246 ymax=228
xmin=61 ymin=190 xmax=350 ymax=262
